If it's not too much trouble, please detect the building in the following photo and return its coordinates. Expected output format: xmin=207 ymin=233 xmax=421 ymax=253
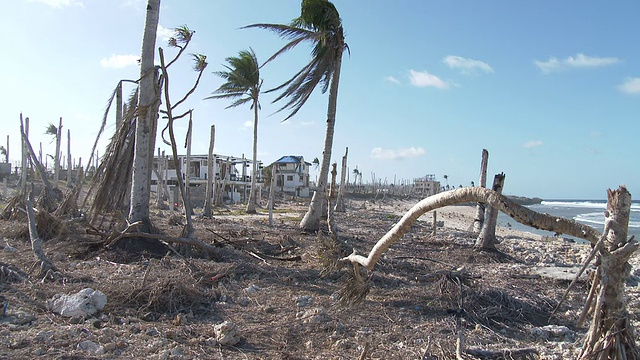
xmin=151 ymin=154 xmax=263 ymax=204
xmin=272 ymin=155 xmax=312 ymax=198
xmin=413 ymin=174 xmax=440 ymax=197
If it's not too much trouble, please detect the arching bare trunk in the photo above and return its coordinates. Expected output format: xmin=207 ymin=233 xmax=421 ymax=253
xmin=128 ymin=0 xmax=160 ymax=231
xmin=342 ymin=187 xmax=601 ymax=271
xmin=474 ymin=172 xmax=505 ymax=250
xmin=472 ymin=149 xmax=488 ymax=234
xmin=300 ymin=38 xmax=343 ymax=232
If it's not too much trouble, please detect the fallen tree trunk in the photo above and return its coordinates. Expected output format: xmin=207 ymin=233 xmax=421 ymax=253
xmin=342 ymin=186 xmax=600 ymax=271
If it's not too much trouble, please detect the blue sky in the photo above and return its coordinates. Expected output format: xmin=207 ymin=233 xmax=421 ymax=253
xmin=1 ymin=0 xmax=639 ymax=200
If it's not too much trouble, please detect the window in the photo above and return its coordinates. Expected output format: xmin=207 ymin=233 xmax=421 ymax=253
xmin=287 ymin=175 xmax=294 ymax=181
xmin=299 ymin=175 xmax=303 ymax=182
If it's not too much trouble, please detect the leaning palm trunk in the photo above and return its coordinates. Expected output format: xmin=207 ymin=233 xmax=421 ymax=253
xmin=579 ymin=186 xmax=639 ymax=359
xmin=474 ymin=172 xmax=505 ymax=250
xmin=300 ymin=41 xmax=343 ymax=232
xmin=128 ymin=0 xmax=160 ymax=231
xmin=246 ymin=104 xmax=259 ymax=214
xmin=472 ymin=149 xmax=489 ymax=234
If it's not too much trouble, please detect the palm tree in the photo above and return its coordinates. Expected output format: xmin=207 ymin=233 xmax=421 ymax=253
xmin=128 ymin=0 xmax=160 ymax=231
xmin=206 ymin=48 xmax=262 ymax=214
xmin=246 ymin=0 xmax=347 ymax=232
xmin=312 ymin=157 xmax=320 ymax=170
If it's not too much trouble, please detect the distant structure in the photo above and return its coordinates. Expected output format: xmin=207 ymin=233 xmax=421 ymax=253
xmin=152 ymin=153 xmax=263 ymax=205
xmin=271 ymin=155 xmax=312 ymax=198
xmin=413 ymin=174 xmax=440 ymax=197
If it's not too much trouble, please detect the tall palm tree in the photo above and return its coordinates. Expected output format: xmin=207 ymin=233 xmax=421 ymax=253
xmin=246 ymin=0 xmax=347 ymax=232
xmin=128 ymin=0 xmax=160 ymax=231
xmin=206 ymin=48 xmax=262 ymax=214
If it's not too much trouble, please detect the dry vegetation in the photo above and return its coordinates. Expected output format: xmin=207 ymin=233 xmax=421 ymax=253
xmin=1 ymin=189 xmax=640 ymax=359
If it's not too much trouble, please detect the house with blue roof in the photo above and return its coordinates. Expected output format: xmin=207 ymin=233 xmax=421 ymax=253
xmin=271 ymin=155 xmax=312 ymax=198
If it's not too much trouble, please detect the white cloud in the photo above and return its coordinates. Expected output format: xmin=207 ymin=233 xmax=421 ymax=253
xmin=534 ymin=53 xmax=620 ymax=74
xmin=443 ymin=55 xmax=494 ymax=74
xmin=370 ymin=147 xmax=426 ymax=160
xmin=29 ymin=0 xmax=83 ymax=8
xmin=589 ymin=130 xmax=603 ymax=138
xmin=241 ymin=120 xmax=253 ymax=130
xmin=618 ymin=77 xmax=640 ymax=94
xmin=408 ymin=70 xmax=450 ymax=89
xmin=100 ymin=54 xmax=139 ymax=69
xmin=385 ymin=76 xmax=400 ymax=84
xmin=523 ymin=140 xmax=543 ymax=148
xmin=157 ymin=24 xmax=174 ymax=42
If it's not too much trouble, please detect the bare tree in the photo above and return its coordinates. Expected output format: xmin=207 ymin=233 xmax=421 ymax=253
xmin=335 ymin=147 xmax=348 ymax=212
xmin=203 ymin=125 xmax=215 ymax=217
xmin=472 ymin=149 xmax=488 ymax=234
xmin=474 ymin=172 xmax=505 ymax=251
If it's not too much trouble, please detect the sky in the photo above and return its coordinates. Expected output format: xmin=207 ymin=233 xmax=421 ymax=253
xmin=1 ymin=0 xmax=639 ymax=200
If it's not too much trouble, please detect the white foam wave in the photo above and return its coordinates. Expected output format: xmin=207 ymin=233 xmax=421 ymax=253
xmin=542 ymin=201 xmax=640 ymax=211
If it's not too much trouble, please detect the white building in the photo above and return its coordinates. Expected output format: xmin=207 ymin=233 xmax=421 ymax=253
xmin=413 ymin=174 xmax=440 ymax=197
xmin=272 ymin=155 xmax=312 ymax=198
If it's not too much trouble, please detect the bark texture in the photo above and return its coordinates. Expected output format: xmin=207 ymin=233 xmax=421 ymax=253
xmin=472 ymin=149 xmax=489 ymax=234
xmin=474 ymin=172 xmax=505 ymax=250
xmin=203 ymin=125 xmax=215 ymax=217
xmin=246 ymin=104 xmax=259 ymax=214
xmin=579 ymin=186 xmax=639 ymax=359
xmin=335 ymin=147 xmax=348 ymax=212
xmin=128 ymin=0 xmax=160 ymax=231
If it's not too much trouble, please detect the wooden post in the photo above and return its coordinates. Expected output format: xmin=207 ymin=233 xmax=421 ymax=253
xmin=203 ymin=125 xmax=215 ymax=217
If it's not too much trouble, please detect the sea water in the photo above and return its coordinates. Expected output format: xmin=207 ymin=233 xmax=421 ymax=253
xmin=496 ymin=200 xmax=640 ymax=241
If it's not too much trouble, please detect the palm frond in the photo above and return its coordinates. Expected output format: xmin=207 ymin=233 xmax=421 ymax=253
xmin=205 ymin=48 xmax=261 ymax=111
xmin=44 ymin=123 xmax=57 ymax=136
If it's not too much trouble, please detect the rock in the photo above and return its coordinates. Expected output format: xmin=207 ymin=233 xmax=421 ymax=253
xmin=214 ymin=320 xmax=241 ymax=346
xmin=531 ymin=325 xmax=573 ymax=341
xmin=48 ymin=288 xmax=107 ymax=318
xmin=296 ymin=295 xmax=314 ymax=307
xmin=77 ymin=340 xmax=105 ymax=355
xmin=244 ymin=284 xmax=261 ymax=294
xmin=0 ymin=311 xmax=35 ymax=326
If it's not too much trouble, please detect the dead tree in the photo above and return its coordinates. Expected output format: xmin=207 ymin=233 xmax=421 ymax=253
xmin=335 ymin=147 xmax=348 ymax=212
xmin=53 ymin=117 xmax=62 ymax=189
xmin=474 ymin=172 xmax=505 ymax=251
xmin=203 ymin=125 xmax=215 ymax=217
xmin=328 ymin=163 xmax=338 ymax=237
xmin=472 ymin=149 xmax=489 ymax=234
xmin=25 ymin=184 xmax=58 ymax=280
xmin=579 ymin=186 xmax=639 ymax=359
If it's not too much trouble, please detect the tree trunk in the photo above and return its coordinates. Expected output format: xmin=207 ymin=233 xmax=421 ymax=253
xmin=128 ymin=0 xmax=160 ymax=231
xmin=185 ymin=116 xmax=193 ymax=216
xmin=25 ymin=184 xmax=57 ymax=279
xmin=335 ymin=147 xmax=348 ymax=212
xmin=246 ymin=102 xmax=259 ymax=214
xmin=474 ymin=172 xmax=505 ymax=250
xmin=20 ymin=115 xmax=28 ymax=195
xmin=268 ymin=165 xmax=276 ymax=226
xmin=342 ymin=186 xmax=601 ymax=271
xmin=5 ymin=134 xmax=9 ymax=164
xmin=299 ymin=36 xmax=344 ymax=233
xmin=53 ymin=117 xmax=62 ymax=189
xmin=579 ymin=186 xmax=639 ymax=359
xmin=66 ymin=129 xmax=72 ymax=187
xmin=154 ymin=147 xmax=166 ymax=209
xmin=328 ymin=163 xmax=338 ymax=237
xmin=203 ymin=125 xmax=215 ymax=217
xmin=472 ymin=149 xmax=489 ymax=234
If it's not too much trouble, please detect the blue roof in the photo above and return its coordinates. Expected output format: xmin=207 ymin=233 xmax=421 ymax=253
xmin=275 ymin=156 xmax=311 ymax=165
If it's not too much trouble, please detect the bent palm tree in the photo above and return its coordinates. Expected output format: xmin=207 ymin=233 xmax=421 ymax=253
xmin=206 ymin=48 xmax=262 ymax=214
xmin=245 ymin=0 xmax=347 ymax=232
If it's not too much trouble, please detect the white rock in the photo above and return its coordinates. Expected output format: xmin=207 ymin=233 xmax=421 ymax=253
xmin=48 ymin=288 xmax=107 ymax=318
xmin=215 ymin=320 xmax=241 ymax=346
xmin=78 ymin=340 xmax=105 ymax=355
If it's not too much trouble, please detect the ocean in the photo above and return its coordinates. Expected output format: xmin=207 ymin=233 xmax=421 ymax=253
xmin=496 ymin=200 xmax=640 ymax=241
